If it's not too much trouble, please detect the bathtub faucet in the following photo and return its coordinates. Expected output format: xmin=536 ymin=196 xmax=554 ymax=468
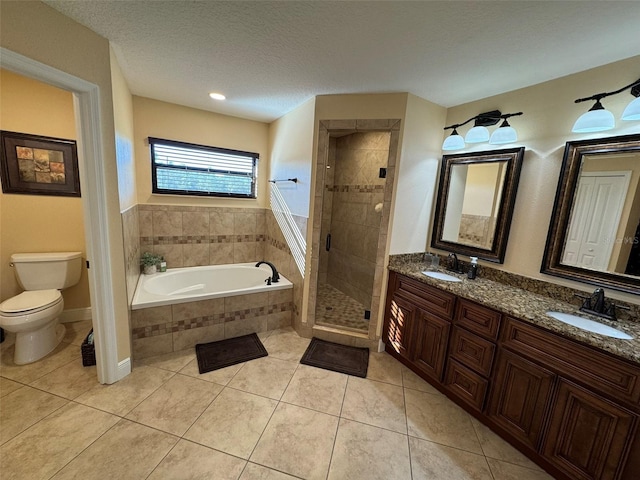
xmin=255 ymin=261 xmax=280 ymax=283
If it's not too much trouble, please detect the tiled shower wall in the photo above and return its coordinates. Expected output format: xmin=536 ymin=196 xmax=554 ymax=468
xmin=324 ymin=132 xmax=390 ymax=308
xmin=121 ymin=203 xmax=306 ymax=359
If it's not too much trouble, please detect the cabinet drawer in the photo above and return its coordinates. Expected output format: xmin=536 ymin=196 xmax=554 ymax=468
xmin=502 ymin=317 xmax=640 ymax=408
xmin=449 ymin=326 xmax=496 ymax=377
xmin=444 ymin=358 xmax=488 ymax=411
xmin=395 ymin=275 xmax=456 ymax=320
xmin=455 ymin=299 xmax=502 ymax=340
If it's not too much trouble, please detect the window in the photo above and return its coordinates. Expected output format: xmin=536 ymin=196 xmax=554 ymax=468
xmin=149 ymin=137 xmax=258 ymax=198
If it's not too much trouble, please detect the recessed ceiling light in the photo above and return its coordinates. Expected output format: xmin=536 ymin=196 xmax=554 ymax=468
xmin=209 ymin=92 xmax=226 ymax=101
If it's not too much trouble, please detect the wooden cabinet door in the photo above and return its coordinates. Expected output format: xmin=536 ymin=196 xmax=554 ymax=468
xmin=411 ymin=308 xmax=451 ymax=381
xmin=384 ymin=293 xmax=416 ymax=359
xmin=542 ymin=379 xmax=635 ymax=480
xmin=488 ymin=350 xmax=555 ymax=450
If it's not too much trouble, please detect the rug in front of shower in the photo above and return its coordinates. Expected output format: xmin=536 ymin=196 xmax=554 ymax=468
xmin=300 ymin=337 xmax=369 ymax=378
xmin=195 ymin=333 xmax=268 ymax=374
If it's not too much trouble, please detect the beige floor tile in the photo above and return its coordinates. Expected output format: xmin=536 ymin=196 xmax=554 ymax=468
xmin=240 ymin=463 xmax=300 ymax=480
xmin=409 ymin=436 xmax=493 ymax=480
xmin=281 ymin=364 xmax=347 ymax=415
xmin=30 ymin=357 xmax=98 ymax=399
xmin=126 ymin=374 xmax=222 ymax=436
xmin=366 ymin=351 xmax=403 ymax=386
xmin=0 ymin=402 xmax=118 ymax=480
xmin=402 ymin=366 xmax=442 ymax=394
xmin=179 ymin=356 xmax=245 ymax=385
xmin=74 ymin=365 xmax=175 ymax=416
xmin=147 ymin=439 xmax=246 ymax=480
xmin=341 ymin=376 xmax=406 ymax=433
xmin=51 ymin=419 xmax=178 ymax=480
xmin=138 ymin=348 xmax=195 ymax=372
xmin=486 ymin=458 xmax=555 ymax=480
xmin=0 ymin=340 xmax=80 ymax=384
xmin=250 ymin=402 xmax=338 ymax=480
xmin=0 ymin=385 xmax=67 ymax=444
xmin=470 ymin=417 xmax=542 ymax=471
xmin=62 ymin=320 xmax=93 ymax=346
xmin=228 ymin=356 xmax=298 ymax=399
xmin=328 ymin=418 xmax=412 ymax=480
xmin=0 ymin=377 xmax=22 ymax=397
xmin=405 ymin=388 xmax=483 ymax=454
xmin=261 ymin=329 xmax=311 ymax=361
xmin=184 ymin=387 xmax=277 ymax=459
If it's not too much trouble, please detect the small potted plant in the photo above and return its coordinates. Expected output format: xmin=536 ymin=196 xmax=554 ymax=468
xmin=140 ymin=252 xmax=161 ymax=275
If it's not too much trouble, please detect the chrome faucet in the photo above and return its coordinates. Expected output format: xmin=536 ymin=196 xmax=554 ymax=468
xmin=256 ymin=260 xmax=280 ymax=283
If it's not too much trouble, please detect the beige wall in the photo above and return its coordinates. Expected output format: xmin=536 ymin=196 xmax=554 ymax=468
xmin=268 ymin=98 xmax=316 ymax=219
xmin=1 ymin=0 xmax=131 ymax=362
xmin=111 ymin=48 xmax=137 ymax=212
xmin=440 ymin=55 xmax=640 ymax=305
xmin=132 ymin=96 xmax=270 ymax=208
xmin=391 ymin=93 xmax=447 ymax=253
xmin=0 ymin=69 xmax=91 ymax=310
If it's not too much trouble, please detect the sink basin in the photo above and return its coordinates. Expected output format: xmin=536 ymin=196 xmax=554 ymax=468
xmin=422 ymin=271 xmax=462 ymax=282
xmin=546 ymin=311 xmax=633 ymax=339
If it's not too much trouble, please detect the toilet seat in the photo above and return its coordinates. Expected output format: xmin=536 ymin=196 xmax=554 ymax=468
xmin=0 ymin=289 xmax=62 ymax=316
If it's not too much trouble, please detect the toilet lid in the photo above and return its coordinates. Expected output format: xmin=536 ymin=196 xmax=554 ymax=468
xmin=0 ymin=289 xmax=61 ymax=313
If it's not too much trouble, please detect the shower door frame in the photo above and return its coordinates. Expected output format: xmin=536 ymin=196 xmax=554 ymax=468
xmin=306 ymin=119 xmax=401 ymax=342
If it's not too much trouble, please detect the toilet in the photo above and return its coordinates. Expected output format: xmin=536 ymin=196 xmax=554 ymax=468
xmin=0 ymin=252 xmax=82 ymax=365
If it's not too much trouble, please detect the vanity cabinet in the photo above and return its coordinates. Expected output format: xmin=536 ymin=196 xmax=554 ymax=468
xmin=487 ymin=349 xmax=555 ymax=451
xmin=383 ymin=272 xmax=640 ymax=480
xmin=444 ymin=299 xmax=501 ymax=411
xmin=383 ymin=272 xmax=454 ymax=381
xmin=495 ymin=317 xmax=639 ymax=480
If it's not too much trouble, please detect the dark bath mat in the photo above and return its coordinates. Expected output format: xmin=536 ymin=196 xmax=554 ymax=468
xmin=300 ymin=337 xmax=369 ymax=378
xmin=195 ymin=333 xmax=268 ymax=374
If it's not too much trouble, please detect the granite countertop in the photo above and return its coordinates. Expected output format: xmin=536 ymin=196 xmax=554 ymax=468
xmin=388 ymin=260 xmax=640 ymax=367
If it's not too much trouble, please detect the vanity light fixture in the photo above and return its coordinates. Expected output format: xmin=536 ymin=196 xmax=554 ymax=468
xmin=442 ymin=110 xmax=523 ymax=150
xmin=489 ymin=112 xmax=523 ymax=145
xmin=209 ymin=92 xmax=226 ymax=100
xmin=572 ymin=77 xmax=640 ymax=133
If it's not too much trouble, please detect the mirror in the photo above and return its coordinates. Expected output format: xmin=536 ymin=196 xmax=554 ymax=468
xmin=542 ymin=134 xmax=640 ymax=294
xmin=431 ymin=147 xmax=524 ymax=263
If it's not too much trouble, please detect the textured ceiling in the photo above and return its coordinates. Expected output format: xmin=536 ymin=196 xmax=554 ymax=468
xmin=44 ymin=1 xmax=640 ymax=122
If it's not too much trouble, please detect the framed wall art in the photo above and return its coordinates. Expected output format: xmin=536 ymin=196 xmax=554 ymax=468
xmin=0 ymin=130 xmax=81 ymax=197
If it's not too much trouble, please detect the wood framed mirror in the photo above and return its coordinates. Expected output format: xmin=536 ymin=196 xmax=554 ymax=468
xmin=431 ymin=147 xmax=524 ymax=263
xmin=541 ymin=134 xmax=640 ymax=294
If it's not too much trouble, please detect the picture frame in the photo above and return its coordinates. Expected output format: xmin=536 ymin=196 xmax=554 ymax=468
xmin=0 ymin=130 xmax=81 ymax=197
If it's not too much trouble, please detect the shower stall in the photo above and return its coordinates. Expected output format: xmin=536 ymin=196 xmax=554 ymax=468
xmin=309 ymin=121 xmax=399 ymax=340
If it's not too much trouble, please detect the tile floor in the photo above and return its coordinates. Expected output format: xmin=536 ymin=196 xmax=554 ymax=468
xmin=0 ymin=321 xmax=555 ymax=479
xmin=315 ymin=283 xmax=369 ymax=332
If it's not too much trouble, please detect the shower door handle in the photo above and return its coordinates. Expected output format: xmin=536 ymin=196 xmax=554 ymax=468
xmin=326 ymin=233 xmax=331 ymax=251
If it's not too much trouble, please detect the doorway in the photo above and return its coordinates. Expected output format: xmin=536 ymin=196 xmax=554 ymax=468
xmin=1 ymin=47 xmax=123 ymax=384
xmin=307 ymin=119 xmax=400 ymax=342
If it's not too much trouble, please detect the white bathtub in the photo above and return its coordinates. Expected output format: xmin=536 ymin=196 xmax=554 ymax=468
xmin=131 ymin=262 xmax=292 ymax=309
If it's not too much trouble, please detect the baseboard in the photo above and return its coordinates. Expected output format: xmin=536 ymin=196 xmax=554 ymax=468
xmin=60 ymin=307 xmax=92 ymax=323
xmin=116 ymin=357 xmax=131 ymax=381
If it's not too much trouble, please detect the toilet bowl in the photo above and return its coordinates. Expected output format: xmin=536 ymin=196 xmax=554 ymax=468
xmin=0 ymin=252 xmax=82 ymax=365
xmin=0 ymin=290 xmax=66 ymax=365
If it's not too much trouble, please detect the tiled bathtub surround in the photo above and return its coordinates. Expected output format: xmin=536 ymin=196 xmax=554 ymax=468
xmin=124 ymin=203 xmax=305 ymax=357
xmin=138 ymin=205 xmax=267 ymax=268
xmin=132 ymin=288 xmax=293 ymax=359
xmin=121 ymin=205 xmax=141 ymax=305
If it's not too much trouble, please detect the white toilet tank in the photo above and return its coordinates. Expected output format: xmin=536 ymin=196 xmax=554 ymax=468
xmin=11 ymin=252 xmax=83 ymax=291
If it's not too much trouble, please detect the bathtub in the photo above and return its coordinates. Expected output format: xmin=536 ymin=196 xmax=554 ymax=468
xmin=131 ymin=262 xmax=292 ymax=310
